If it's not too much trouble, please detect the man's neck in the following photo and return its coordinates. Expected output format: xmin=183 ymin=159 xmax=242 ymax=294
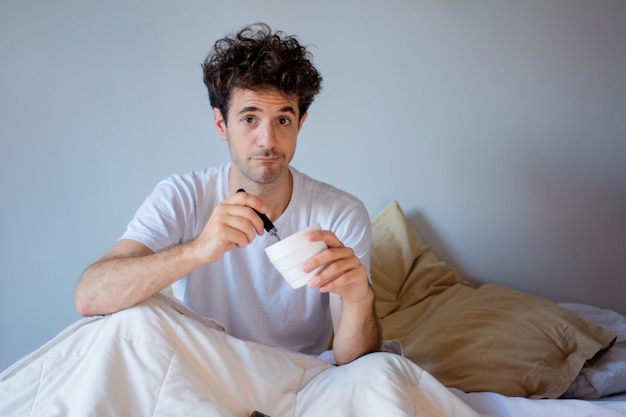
xmin=228 ymin=168 xmax=293 ymax=221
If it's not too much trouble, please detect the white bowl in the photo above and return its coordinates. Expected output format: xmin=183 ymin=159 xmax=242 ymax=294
xmin=265 ymin=223 xmax=327 ymax=289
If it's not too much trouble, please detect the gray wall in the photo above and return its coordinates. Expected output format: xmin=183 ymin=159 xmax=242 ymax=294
xmin=1 ymin=0 xmax=625 ymax=371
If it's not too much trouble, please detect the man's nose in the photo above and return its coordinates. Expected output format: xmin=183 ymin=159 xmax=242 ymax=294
xmin=257 ymin=122 xmax=277 ymax=148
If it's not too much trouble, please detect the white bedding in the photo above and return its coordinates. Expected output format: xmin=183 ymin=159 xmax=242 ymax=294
xmin=560 ymin=302 xmax=626 ymax=399
xmin=452 ymin=389 xmax=626 ymax=417
xmin=0 ymin=294 xmax=478 ymax=417
xmin=1 ymin=294 xmax=625 ymax=417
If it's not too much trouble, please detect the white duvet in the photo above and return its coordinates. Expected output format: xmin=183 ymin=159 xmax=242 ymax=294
xmin=0 ymin=294 xmax=479 ymax=417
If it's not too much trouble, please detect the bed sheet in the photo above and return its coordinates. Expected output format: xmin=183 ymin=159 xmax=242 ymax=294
xmin=452 ymin=389 xmax=626 ymax=417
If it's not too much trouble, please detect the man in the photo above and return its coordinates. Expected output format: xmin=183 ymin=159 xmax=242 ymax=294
xmin=74 ymin=23 xmax=381 ymax=365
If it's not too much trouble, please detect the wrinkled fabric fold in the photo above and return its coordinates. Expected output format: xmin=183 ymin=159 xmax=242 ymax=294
xmin=0 ymin=295 xmax=479 ymax=417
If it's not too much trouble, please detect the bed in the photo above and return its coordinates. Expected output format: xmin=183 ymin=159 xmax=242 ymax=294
xmin=1 ymin=200 xmax=625 ymax=416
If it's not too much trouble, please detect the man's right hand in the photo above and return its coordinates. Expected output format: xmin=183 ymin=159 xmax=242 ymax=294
xmin=74 ymin=192 xmax=268 ymax=317
xmin=191 ymin=192 xmax=267 ymax=264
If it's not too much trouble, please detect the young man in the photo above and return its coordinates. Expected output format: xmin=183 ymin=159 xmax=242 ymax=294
xmin=74 ymin=23 xmax=381 ymax=365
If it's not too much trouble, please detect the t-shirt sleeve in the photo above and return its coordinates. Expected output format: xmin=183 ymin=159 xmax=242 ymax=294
xmin=331 ymin=200 xmax=372 ymax=281
xmin=120 ymin=177 xmax=192 ymax=252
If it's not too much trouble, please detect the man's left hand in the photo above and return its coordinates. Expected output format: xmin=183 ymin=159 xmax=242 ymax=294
xmin=303 ymin=229 xmax=372 ymax=304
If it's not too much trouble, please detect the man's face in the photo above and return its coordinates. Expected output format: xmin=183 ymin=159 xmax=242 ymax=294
xmin=214 ymin=87 xmax=306 ymax=186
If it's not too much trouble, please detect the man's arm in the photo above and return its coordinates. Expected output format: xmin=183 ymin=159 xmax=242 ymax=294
xmin=329 ymin=291 xmax=382 ymax=365
xmin=74 ymin=193 xmax=267 ymax=316
xmin=304 ymin=231 xmax=382 ymax=365
xmin=75 ymin=239 xmax=203 ymax=316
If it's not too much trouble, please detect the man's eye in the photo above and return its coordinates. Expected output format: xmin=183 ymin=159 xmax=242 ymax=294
xmin=243 ymin=117 xmax=254 ymax=124
xmin=278 ymin=118 xmax=291 ymax=126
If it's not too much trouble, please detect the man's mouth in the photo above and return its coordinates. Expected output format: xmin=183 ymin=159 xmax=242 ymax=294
xmin=251 ymin=153 xmax=282 ymax=164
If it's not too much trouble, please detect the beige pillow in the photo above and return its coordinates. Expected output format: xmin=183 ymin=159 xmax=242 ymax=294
xmin=370 ymin=200 xmax=471 ymax=318
xmin=370 ymin=201 xmax=616 ymax=398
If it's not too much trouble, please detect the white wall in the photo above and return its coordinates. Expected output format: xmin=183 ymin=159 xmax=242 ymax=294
xmin=1 ymin=0 xmax=625 ymax=371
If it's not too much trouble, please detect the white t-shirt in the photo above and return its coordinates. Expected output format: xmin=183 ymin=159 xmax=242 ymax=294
xmin=121 ymin=163 xmax=371 ymax=355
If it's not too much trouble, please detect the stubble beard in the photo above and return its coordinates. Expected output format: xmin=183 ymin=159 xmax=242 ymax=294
xmin=232 ymin=150 xmax=288 ymax=186
xmin=244 ymin=164 xmax=284 ymax=185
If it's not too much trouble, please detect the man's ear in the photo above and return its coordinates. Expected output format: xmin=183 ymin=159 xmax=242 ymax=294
xmin=213 ymin=108 xmax=228 ymax=141
xmin=298 ymin=112 xmax=308 ymax=132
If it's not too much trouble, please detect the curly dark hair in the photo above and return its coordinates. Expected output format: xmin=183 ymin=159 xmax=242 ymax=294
xmin=202 ymin=23 xmax=322 ymax=123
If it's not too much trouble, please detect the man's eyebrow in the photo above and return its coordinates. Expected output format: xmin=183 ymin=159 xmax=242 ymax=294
xmin=238 ymin=106 xmax=260 ymax=115
xmin=278 ymin=106 xmax=297 ymax=115
xmin=237 ymin=106 xmax=297 ymax=115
